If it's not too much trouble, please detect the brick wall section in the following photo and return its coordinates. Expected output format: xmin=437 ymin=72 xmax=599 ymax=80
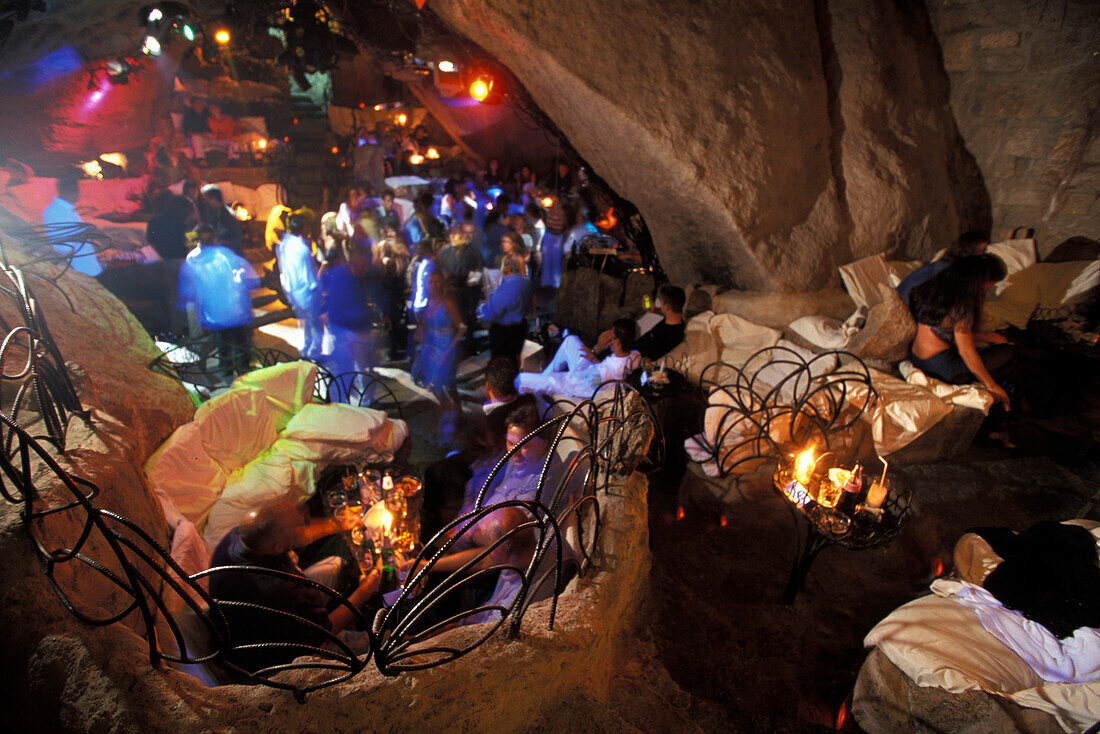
xmin=927 ymin=0 xmax=1100 ymax=254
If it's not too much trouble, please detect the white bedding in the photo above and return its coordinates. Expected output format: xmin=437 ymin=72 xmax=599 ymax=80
xmin=865 ymin=523 xmax=1100 ymax=732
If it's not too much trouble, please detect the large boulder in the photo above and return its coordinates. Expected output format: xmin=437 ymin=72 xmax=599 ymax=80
xmin=428 ymin=0 xmax=987 ymax=291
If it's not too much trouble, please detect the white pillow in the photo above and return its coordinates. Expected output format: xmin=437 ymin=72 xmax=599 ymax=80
xmin=144 ymin=422 xmax=227 ymax=526
xmin=1061 ymin=259 xmax=1099 ymax=305
xmin=987 ymin=239 xmax=1038 ymax=296
xmin=788 ymin=315 xmax=854 ymax=350
xmin=284 ymin=402 xmax=388 ymax=444
xmin=838 ymin=254 xmax=895 ymax=309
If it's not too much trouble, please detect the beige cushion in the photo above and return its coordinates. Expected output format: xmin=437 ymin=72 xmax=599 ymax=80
xmin=145 ymin=422 xmax=227 ymax=527
xmin=839 ymin=368 xmax=952 ymax=456
xmin=231 ymin=360 xmax=318 ymax=431
xmin=839 ymin=254 xmax=895 ymax=310
xmin=193 ymin=387 xmax=279 ymax=474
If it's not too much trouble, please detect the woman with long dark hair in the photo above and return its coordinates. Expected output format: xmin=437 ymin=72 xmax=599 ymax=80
xmin=909 ymin=254 xmax=1012 ymax=409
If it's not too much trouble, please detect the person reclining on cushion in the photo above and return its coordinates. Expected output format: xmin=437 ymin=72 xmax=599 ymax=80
xmin=515 ymin=318 xmax=640 ymax=400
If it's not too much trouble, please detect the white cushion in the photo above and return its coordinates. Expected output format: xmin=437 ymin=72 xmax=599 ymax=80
xmin=193 ymin=387 xmax=279 ymax=474
xmin=788 ymin=315 xmax=854 ymax=350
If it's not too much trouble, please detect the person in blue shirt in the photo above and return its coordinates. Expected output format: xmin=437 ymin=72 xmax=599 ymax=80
xmin=319 ymin=242 xmax=378 ymax=380
xmin=478 ymin=256 xmax=532 ymax=362
xmin=41 ymin=178 xmax=104 ymax=277
xmin=896 ymin=230 xmax=990 ymax=307
xmin=276 ymin=214 xmax=323 ymax=361
xmin=177 ymin=224 xmax=259 ymax=376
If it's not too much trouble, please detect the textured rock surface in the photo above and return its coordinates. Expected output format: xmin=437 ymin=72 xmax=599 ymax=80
xmin=926 ymin=0 xmax=1100 ymax=254
xmin=0 ymin=240 xmax=194 ymax=729
xmin=847 ymin=284 xmax=918 ymax=362
xmin=853 ymin=648 xmax=1062 ymax=733
xmin=710 ymin=287 xmax=856 ymax=329
xmin=429 ymin=0 xmax=987 ymax=290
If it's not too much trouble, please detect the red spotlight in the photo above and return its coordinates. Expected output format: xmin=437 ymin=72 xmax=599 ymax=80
xmin=470 ymin=75 xmax=492 ymax=102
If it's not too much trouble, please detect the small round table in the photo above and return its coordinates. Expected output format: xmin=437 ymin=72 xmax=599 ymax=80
xmin=774 ymin=470 xmax=911 ymax=604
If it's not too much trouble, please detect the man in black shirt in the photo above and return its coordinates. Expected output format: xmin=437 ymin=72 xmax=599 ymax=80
xmin=198 ymin=184 xmax=244 ymax=254
xmin=208 ymin=499 xmax=380 ymax=673
xmin=592 ymin=284 xmax=686 ymax=362
xmin=632 ymin=284 xmax=686 ymax=360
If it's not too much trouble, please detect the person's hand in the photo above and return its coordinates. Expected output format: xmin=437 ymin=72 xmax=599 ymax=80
xmin=594 ymin=329 xmax=613 ymax=353
xmin=580 ymin=344 xmax=598 ymax=363
xmin=987 ymin=383 xmax=1011 ymax=411
xmin=981 ymin=332 xmax=1010 ymax=345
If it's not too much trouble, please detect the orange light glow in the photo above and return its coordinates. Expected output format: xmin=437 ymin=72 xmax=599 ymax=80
xmin=214 ymin=29 xmax=230 ymax=44
xmin=409 ymin=154 xmax=424 ymax=165
xmin=331 ymin=146 xmax=339 ymax=154
xmin=794 ymin=445 xmax=817 ymax=486
xmin=282 ymin=136 xmax=289 ymax=142
xmin=470 ymin=77 xmax=491 ymax=102
xmin=358 ymin=102 xmax=365 ymax=109
xmin=426 ymin=147 xmax=439 ymax=159
xmin=835 ymin=701 xmax=847 ymax=730
xmin=540 ymin=196 xmax=554 ymax=208
xmin=719 ymin=515 xmax=727 ymax=527
xmin=257 ymin=138 xmax=267 ymax=149
xmin=595 ymin=206 xmax=618 ymax=230
xmin=676 ymin=506 xmax=685 ymax=521
xmin=396 ymin=113 xmax=407 ymax=125
xmin=931 ymin=557 xmax=944 ymax=577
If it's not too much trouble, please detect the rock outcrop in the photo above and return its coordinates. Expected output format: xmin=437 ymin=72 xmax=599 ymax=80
xmin=926 ymin=0 xmax=1100 ymax=255
xmin=428 ymin=0 xmax=988 ymax=290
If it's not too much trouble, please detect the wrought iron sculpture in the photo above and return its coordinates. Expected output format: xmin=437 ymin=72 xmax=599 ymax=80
xmin=0 ymin=243 xmax=89 ymax=450
xmin=689 ymin=346 xmax=877 ymax=477
xmin=4 ymin=223 xmax=114 ymax=282
xmin=148 ymin=335 xmax=297 ymax=388
xmin=311 ymin=365 xmax=404 ymax=421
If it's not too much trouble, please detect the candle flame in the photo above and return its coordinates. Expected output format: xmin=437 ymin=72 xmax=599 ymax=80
xmin=381 ymin=508 xmax=392 ymax=537
xmin=794 ymin=445 xmax=817 ymax=486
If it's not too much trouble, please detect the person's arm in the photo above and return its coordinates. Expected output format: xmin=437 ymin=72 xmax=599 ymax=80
xmin=973 ymin=331 xmax=1010 ymax=345
xmin=328 ymin=565 xmax=382 ymax=634
xmin=442 ymin=296 xmax=466 ymax=354
xmin=955 ymin=326 xmax=1010 ymax=408
xmin=295 ymin=516 xmax=340 ymax=546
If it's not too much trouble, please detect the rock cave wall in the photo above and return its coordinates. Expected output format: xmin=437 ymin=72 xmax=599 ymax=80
xmin=427 ymin=0 xmax=989 ymax=290
xmin=927 ymin=0 xmax=1100 ymax=254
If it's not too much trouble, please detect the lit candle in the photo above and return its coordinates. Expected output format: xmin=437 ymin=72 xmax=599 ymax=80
xmin=866 ymin=480 xmax=888 ymax=508
xmin=381 ymin=508 xmax=393 ymax=545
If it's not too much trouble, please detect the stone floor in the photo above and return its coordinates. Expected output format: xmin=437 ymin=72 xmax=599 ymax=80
xmin=249 ymin=312 xmax=1099 ymax=731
